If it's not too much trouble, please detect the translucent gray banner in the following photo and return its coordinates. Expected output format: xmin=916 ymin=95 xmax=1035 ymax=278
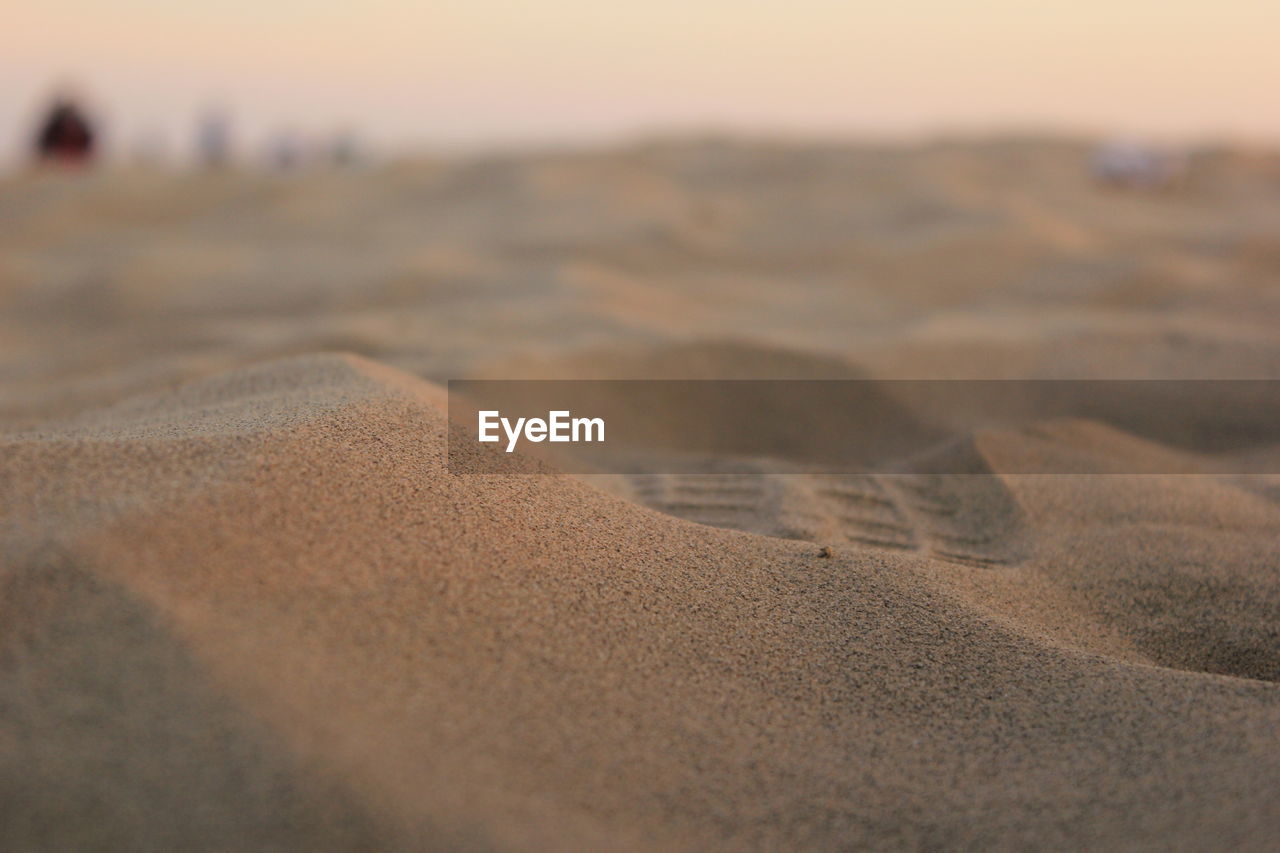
xmin=447 ymin=380 xmax=1280 ymax=474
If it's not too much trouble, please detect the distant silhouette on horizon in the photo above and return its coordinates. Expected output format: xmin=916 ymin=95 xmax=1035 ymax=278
xmin=196 ymin=109 xmax=232 ymax=168
xmin=329 ymin=128 xmax=360 ymax=168
xmin=34 ymin=97 xmax=96 ymax=164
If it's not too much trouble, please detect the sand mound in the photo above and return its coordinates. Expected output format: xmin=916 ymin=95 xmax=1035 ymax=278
xmin=5 ymin=141 xmax=1280 ymax=848
xmin=3 ymin=354 xmax=1278 ymax=850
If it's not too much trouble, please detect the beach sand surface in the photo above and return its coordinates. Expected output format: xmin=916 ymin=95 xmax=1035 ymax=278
xmin=2 ymin=139 xmax=1279 ymax=850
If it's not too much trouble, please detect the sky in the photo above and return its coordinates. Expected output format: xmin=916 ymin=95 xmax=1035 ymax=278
xmin=3 ymin=0 xmax=1278 ymax=164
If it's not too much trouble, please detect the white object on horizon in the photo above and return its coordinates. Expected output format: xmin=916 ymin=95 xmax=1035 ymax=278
xmin=1091 ymin=139 xmax=1187 ymax=190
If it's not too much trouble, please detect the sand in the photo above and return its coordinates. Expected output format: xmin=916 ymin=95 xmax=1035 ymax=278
xmin=2 ymin=139 xmax=1279 ymax=850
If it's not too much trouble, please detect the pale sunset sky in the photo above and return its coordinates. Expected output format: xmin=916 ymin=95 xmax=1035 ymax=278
xmin=3 ymin=0 xmax=1278 ymax=163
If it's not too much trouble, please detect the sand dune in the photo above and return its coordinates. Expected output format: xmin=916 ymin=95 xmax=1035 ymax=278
xmin=3 ymin=354 xmax=1278 ymax=850
xmin=3 ymin=140 xmax=1280 ymax=849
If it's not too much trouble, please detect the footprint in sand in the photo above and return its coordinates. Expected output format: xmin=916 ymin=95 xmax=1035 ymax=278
xmin=629 ymin=468 xmax=1027 ymax=568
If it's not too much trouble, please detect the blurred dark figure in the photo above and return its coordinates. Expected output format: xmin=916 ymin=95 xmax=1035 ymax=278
xmin=196 ymin=108 xmax=232 ymax=168
xmin=328 ymin=128 xmax=360 ymax=168
xmin=34 ymin=97 xmax=96 ymax=165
